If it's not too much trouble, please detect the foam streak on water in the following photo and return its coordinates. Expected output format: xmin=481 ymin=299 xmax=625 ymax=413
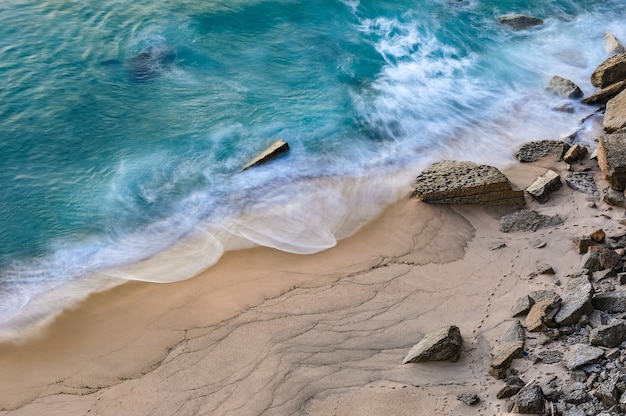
xmin=0 ymin=0 xmax=624 ymax=338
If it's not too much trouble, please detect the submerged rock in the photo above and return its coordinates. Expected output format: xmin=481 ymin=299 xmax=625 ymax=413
xmin=402 ymin=325 xmax=463 ymax=363
xmin=242 ymin=140 xmax=290 ymax=171
xmin=547 ymin=76 xmax=584 ymax=99
xmin=498 ymin=14 xmax=544 ymax=31
xmin=605 ymin=32 xmax=625 ymax=55
xmin=128 ymin=47 xmax=177 ymax=82
xmin=414 ymin=160 xmax=525 ymax=205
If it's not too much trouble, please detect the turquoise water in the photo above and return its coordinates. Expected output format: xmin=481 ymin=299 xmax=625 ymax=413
xmin=0 ymin=0 xmax=623 ymax=336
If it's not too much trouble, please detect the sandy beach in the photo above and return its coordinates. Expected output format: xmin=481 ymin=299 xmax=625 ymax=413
xmin=0 ymin=154 xmax=620 ymax=415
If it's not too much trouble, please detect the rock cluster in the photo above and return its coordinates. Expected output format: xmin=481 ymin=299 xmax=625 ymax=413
xmin=491 ymin=228 xmax=626 ymax=415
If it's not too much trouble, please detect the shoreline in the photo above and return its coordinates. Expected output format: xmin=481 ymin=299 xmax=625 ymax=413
xmin=0 ymin=153 xmax=615 ymax=415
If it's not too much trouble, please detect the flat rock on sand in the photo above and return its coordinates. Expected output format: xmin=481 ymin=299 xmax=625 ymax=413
xmin=402 ymin=325 xmax=463 ymax=363
xmin=500 ymin=209 xmax=563 ymax=233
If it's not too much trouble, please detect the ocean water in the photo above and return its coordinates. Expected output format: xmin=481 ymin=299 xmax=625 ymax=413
xmin=0 ymin=0 xmax=623 ymax=338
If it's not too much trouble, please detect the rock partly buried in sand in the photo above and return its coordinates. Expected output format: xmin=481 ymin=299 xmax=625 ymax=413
xmin=591 ymin=52 xmax=626 ymax=89
xmin=402 ymin=325 xmax=463 ymax=364
xmin=499 ymin=209 xmax=563 ymax=233
xmin=497 ymin=14 xmax=543 ymax=31
xmin=546 ymin=75 xmax=583 ymax=99
xmin=525 ymin=169 xmax=561 ymax=203
xmin=413 ymin=160 xmax=525 ymax=205
xmin=489 ymin=321 xmax=525 ymax=379
xmin=582 ymin=80 xmax=626 ymax=105
xmin=605 ymin=32 xmax=625 ymax=55
xmin=515 ymin=140 xmax=570 ymax=163
xmin=511 ymin=384 xmax=545 ymax=415
xmin=604 ymin=89 xmax=626 ymax=133
xmin=597 ymin=133 xmax=626 ymax=191
xmin=565 ymin=171 xmax=598 ymax=197
xmin=242 ymin=140 xmax=289 ymax=171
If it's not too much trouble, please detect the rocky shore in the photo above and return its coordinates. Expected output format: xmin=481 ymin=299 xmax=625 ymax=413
xmin=406 ymin=31 xmax=626 ymax=415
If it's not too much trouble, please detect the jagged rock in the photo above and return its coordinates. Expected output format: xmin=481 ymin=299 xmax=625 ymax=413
xmin=516 ymin=140 xmax=570 ymax=162
xmin=498 ymin=14 xmax=543 ymax=31
xmin=580 ymin=251 xmax=601 ymax=272
xmin=604 ymin=89 xmax=626 ymax=133
xmin=535 ymin=262 xmax=555 ymax=275
xmin=605 ymin=32 xmax=625 ymax=55
xmin=511 ymin=384 xmax=545 ymax=414
xmin=525 ymin=295 xmax=561 ymax=332
xmin=242 ymin=139 xmax=290 ymax=171
xmin=591 ymin=52 xmax=626 ymax=89
xmin=573 ymin=236 xmax=600 ymax=254
xmin=600 ymin=250 xmax=622 ymax=270
xmin=547 ymin=76 xmax=584 ymax=99
xmin=497 ymin=376 xmax=525 ymax=399
xmin=591 ymin=229 xmax=606 ymax=243
xmin=499 ymin=209 xmax=563 ymax=233
xmin=489 ymin=321 xmax=525 ymax=379
xmin=590 ymin=321 xmax=626 ymax=348
xmin=529 ymin=290 xmax=558 ymax=303
xmin=413 ymin=161 xmax=525 ymax=205
xmin=526 ymin=169 xmax=562 ymax=203
xmin=538 ymin=350 xmax=564 ymax=364
xmin=593 ymin=291 xmax=626 ymax=313
xmin=598 ymin=133 xmax=626 ymax=191
xmin=456 ymin=392 xmax=480 ymax=405
xmin=582 ymin=81 xmax=626 ymax=105
xmin=563 ymin=144 xmax=588 ymax=164
xmin=566 ymin=171 xmax=598 ymax=197
xmin=402 ymin=325 xmax=463 ymax=363
xmin=603 ymin=188 xmax=626 ymax=207
xmin=512 ymin=295 xmax=534 ymax=317
xmin=594 ymin=372 xmax=620 ymax=406
xmin=563 ymin=344 xmax=604 ymax=370
xmin=620 ymin=390 xmax=626 ymax=412
xmin=554 ymin=276 xmax=594 ymax=326
xmin=566 ymin=388 xmax=591 ymax=405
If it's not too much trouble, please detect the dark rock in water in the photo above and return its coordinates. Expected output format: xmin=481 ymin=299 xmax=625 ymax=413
xmin=547 ymin=75 xmax=584 ymax=99
xmin=598 ymin=133 xmax=626 ymax=191
xmin=565 ymin=172 xmax=598 ymax=197
xmin=591 ymin=52 xmax=626 ymax=89
xmin=499 ymin=209 xmax=563 ymax=233
xmin=582 ymin=81 xmax=626 ymax=105
xmin=498 ymin=14 xmax=544 ymax=31
xmin=413 ymin=160 xmax=525 ymax=205
xmin=242 ymin=140 xmax=290 ymax=171
xmin=128 ymin=47 xmax=177 ymax=82
xmin=402 ymin=325 xmax=463 ymax=363
xmin=604 ymin=89 xmax=626 ymax=133
xmin=515 ymin=140 xmax=570 ymax=162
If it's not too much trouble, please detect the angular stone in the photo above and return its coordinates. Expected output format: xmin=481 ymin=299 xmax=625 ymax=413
xmin=605 ymin=32 xmax=625 ymax=55
xmin=402 ymin=325 xmax=463 ymax=364
xmin=502 ymin=320 xmax=526 ymax=344
xmin=582 ymin=81 xmax=626 ymax=105
xmin=547 ymin=76 xmax=583 ymax=99
xmin=563 ymin=344 xmax=604 ymax=370
xmin=591 ymin=52 xmax=626 ymax=89
xmin=515 ymin=140 xmax=570 ymax=163
xmin=242 ymin=139 xmax=289 ymax=171
xmin=500 ymin=209 xmax=563 ymax=233
xmin=603 ymin=188 xmax=626 ymax=207
xmin=593 ymin=291 xmax=626 ymax=313
xmin=536 ymin=262 xmax=555 ymax=275
xmin=498 ymin=14 xmax=543 ymax=31
xmin=600 ymin=250 xmax=622 ymax=270
xmin=526 ymin=169 xmax=561 ymax=203
xmin=566 ymin=171 xmax=598 ymax=197
xmin=554 ymin=276 xmax=594 ymax=326
xmin=605 ymin=89 xmax=626 ymax=133
xmin=590 ymin=321 xmax=626 ymax=348
xmin=563 ymin=144 xmax=588 ymax=164
xmin=594 ymin=373 xmax=620 ymax=406
xmin=497 ymin=376 xmax=525 ymax=399
xmin=490 ymin=342 xmax=524 ymax=379
xmin=413 ymin=161 xmax=525 ymax=205
xmin=598 ymin=133 xmax=626 ymax=191
xmin=525 ymin=295 xmax=561 ymax=332
xmin=512 ymin=295 xmax=534 ymax=317
xmin=573 ymin=236 xmax=599 ymax=254
xmin=566 ymin=389 xmax=590 ymax=405
xmin=528 ymin=290 xmax=558 ymax=303
xmin=580 ymin=251 xmax=601 ymax=273
xmin=511 ymin=384 xmax=545 ymax=414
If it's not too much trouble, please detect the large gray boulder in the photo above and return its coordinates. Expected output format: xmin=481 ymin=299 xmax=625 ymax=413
xmin=604 ymin=89 xmax=626 ymax=133
xmin=591 ymin=52 xmax=626 ymax=88
xmin=597 ymin=133 xmax=626 ymax=191
xmin=515 ymin=140 xmax=570 ymax=162
xmin=554 ymin=276 xmax=594 ymax=326
xmin=525 ymin=169 xmax=561 ymax=203
xmin=498 ymin=14 xmax=544 ymax=31
xmin=402 ymin=325 xmax=463 ymax=363
xmin=500 ymin=209 xmax=563 ymax=233
xmin=547 ymin=76 xmax=583 ymax=99
xmin=414 ymin=160 xmax=525 ymax=205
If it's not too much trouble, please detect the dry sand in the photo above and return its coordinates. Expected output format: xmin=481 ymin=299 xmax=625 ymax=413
xmin=0 ymin=155 xmax=622 ymax=416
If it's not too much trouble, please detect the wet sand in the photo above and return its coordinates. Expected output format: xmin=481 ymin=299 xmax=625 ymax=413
xmin=0 ymin=156 xmax=619 ymax=416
